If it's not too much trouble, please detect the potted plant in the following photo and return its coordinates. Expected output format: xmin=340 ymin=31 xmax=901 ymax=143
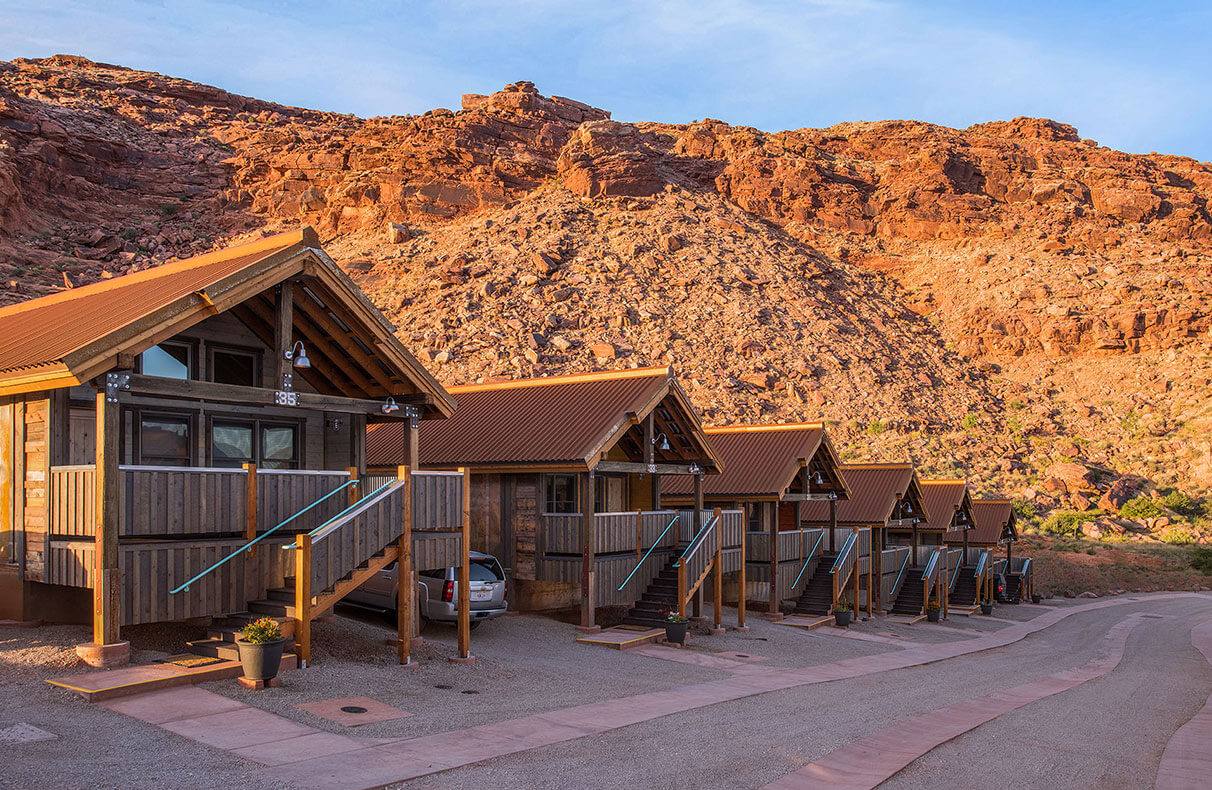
xmin=833 ymin=601 xmax=852 ymax=628
xmin=664 ymin=611 xmax=689 ymax=644
xmin=1032 ymin=593 xmax=1042 ymax=604
xmin=980 ymin=598 xmax=994 ymax=615
xmin=926 ymin=601 xmax=942 ymax=622
xmin=236 ymin=617 xmax=287 ymax=682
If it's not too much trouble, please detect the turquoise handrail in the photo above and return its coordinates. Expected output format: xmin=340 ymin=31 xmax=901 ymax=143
xmin=170 ymin=479 xmax=359 ymax=594
xmin=974 ymin=550 xmax=988 ymax=579
xmin=674 ymin=515 xmax=719 ymax=567
xmin=891 ymin=549 xmax=910 ymax=598
xmin=923 ymin=549 xmax=939 ymax=581
xmin=830 ymin=533 xmax=857 ymax=574
xmin=308 ymin=480 xmax=394 ymax=537
xmin=791 ymin=532 xmax=826 ymax=591
xmin=617 ymin=516 xmax=678 ymax=592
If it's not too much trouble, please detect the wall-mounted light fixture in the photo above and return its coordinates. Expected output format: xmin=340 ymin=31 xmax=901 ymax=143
xmin=327 ymin=417 xmax=343 ymax=433
xmin=688 ymin=463 xmax=702 ymax=475
xmin=652 ymin=432 xmax=671 ymax=452
xmin=381 ymin=397 xmax=400 ymax=414
xmin=810 ymin=470 xmax=824 ymax=486
xmin=285 ymin=340 xmax=310 ymax=369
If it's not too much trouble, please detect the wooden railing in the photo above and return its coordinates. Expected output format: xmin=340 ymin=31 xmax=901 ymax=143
xmin=307 ymin=480 xmax=406 ymax=596
xmin=945 ymin=547 xmax=963 ymax=591
xmin=48 ymin=465 xmax=96 ymax=537
xmin=259 ymin=469 xmax=350 ymax=536
xmin=830 ymin=532 xmax=858 ymax=607
xmin=676 ymin=510 xmax=720 ymax=619
xmin=881 ymin=546 xmax=911 ymax=605
xmin=541 ymin=510 xmax=679 ymax=555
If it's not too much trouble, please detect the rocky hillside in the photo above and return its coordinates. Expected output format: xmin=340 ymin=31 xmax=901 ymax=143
xmin=1 ymin=55 xmax=1210 ymax=513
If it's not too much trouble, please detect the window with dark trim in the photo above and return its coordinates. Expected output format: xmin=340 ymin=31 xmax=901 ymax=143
xmin=138 ymin=341 xmax=192 ymax=380
xmin=137 ymin=414 xmax=192 ymax=466
xmin=210 ymin=418 xmax=299 ymax=469
xmin=210 ymin=346 xmax=259 ymax=387
xmin=545 ymin=474 xmax=577 ymax=514
xmin=746 ymin=503 xmax=763 ymax=532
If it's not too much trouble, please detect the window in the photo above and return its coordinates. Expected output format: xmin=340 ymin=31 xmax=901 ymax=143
xmin=746 ymin=503 xmax=763 ymax=532
xmin=211 ymin=347 xmax=258 ymax=387
xmin=545 ymin=474 xmax=577 ymax=514
xmin=210 ymin=419 xmax=298 ymax=469
xmin=139 ymin=415 xmax=191 ymax=466
xmin=211 ymin=422 xmax=254 ymax=467
xmin=140 ymin=342 xmax=191 ymax=380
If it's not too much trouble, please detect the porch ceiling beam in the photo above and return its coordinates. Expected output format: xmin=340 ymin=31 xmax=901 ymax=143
xmin=231 ymin=300 xmax=363 ymax=398
xmin=592 ymin=460 xmax=712 ymax=475
xmin=781 ymin=493 xmax=841 ymax=502
xmin=293 ymin=286 xmax=405 ymax=395
xmin=115 ymin=373 xmax=423 ymax=419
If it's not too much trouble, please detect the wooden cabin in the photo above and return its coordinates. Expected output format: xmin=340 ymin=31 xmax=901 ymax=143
xmin=0 ymin=228 xmax=468 ymax=668
xmin=947 ymin=498 xmax=1030 ymax=602
xmin=800 ymin=463 xmax=931 ymax=616
xmin=660 ymin=423 xmax=850 ymax=619
xmin=918 ymin=479 xmax=977 ymax=614
xmin=367 ymin=367 xmax=733 ymax=631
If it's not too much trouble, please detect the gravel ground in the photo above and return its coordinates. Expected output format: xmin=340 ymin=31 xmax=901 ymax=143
xmin=0 ymin=623 xmax=284 ymax=790
xmin=400 ymin=594 xmax=1212 ymax=789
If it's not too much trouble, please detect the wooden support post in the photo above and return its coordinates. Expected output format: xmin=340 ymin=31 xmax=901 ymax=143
xmin=738 ymin=518 xmax=747 ymax=629
xmin=274 ymin=281 xmax=294 ymax=390
xmin=851 ymin=526 xmax=859 ymax=616
xmin=942 ymin=551 xmax=949 ymax=619
xmin=677 ymin=561 xmax=687 ymax=618
xmin=579 ymin=470 xmax=596 ymax=630
xmin=912 ymin=521 xmax=919 ymax=564
xmin=635 ymin=510 xmax=643 ymax=561
xmin=652 ymin=474 xmax=661 ymax=510
xmin=867 ymin=537 xmax=874 ymax=618
xmin=691 ymin=473 xmax=703 ymax=619
xmin=768 ymin=502 xmax=778 ymax=615
xmin=458 ymin=467 xmax=471 ymax=659
xmin=93 ymin=390 xmax=121 ymax=649
xmin=829 ymin=497 xmax=837 ymax=553
xmin=347 ymin=465 xmax=360 ymax=505
xmin=242 ymin=463 xmax=258 ymax=557
xmin=712 ymin=507 xmax=723 ymax=631
xmin=294 ymin=532 xmax=312 ymax=667
xmin=397 ymin=465 xmax=413 ymax=665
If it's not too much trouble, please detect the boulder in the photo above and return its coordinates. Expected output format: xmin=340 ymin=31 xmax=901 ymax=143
xmin=1044 ymin=461 xmax=1095 ymax=492
xmin=1097 ymin=477 xmax=1137 ymax=511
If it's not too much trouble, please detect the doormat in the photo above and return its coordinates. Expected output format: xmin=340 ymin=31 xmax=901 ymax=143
xmin=156 ymin=654 xmax=226 ymax=668
xmin=614 ymin=624 xmax=657 ymax=632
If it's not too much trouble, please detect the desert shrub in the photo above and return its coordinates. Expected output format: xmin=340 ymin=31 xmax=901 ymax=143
xmin=1012 ymin=500 xmax=1037 ymax=524
xmin=1119 ymin=496 xmax=1164 ymax=521
xmin=1162 ymin=490 xmax=1199 ymax=518
xmin=1192 ymin=546 xmax=1212 ymax=574
xmin=1007 ymin=398 xmax=1024 ymax=410
xmin=1086 ymin=547 xmax=1097 ymax=555
xmin=866 ymin=419 xmax=886 ymax=437
xmin=961 ymin=413 xmax=978 ymax=430
xmin=1040 ymin=510 xmax=1093 ymax=536
xmin=1158 ymin=526 xmax=1198 ymax=546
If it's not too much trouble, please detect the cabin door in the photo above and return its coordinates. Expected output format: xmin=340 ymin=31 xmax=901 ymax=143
xmin=499 ymin=477 xmax=515 ymax=578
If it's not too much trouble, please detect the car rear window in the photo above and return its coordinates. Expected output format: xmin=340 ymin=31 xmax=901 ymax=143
xmin=470 ymin=560 xmax=503 ymax=581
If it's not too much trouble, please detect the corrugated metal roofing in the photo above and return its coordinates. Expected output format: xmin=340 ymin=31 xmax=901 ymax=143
xmin=0 ymin=230 xmax=305 ymax=377
xmin=368 ymin=368 xmax=710 ymax=469
xmin=954 ymin=499 xmax=1016 ymax=544
xmin=918 ymin=480 xmax=969 ymax=530
xmin=800 ymin=464 xmax=918 ymax=525
xmin=661 ymin=424 xmax=823 ymax=497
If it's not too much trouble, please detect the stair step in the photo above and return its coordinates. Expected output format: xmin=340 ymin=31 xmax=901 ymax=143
xmin=248 ymin=599 xmax=297 ymax=618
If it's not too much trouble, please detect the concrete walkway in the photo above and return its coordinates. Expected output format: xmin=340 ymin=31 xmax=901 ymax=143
xmin=763 ymin=614 xmax=1147 ymax=789
xmin=90 ymin=592 xmax=1207 ymax=789
xmin=1154 ymin=617 xmax=1212 ymax=789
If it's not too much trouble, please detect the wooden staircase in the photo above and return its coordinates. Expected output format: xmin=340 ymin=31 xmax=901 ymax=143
xmin=186 ymin=611 xmax=297 ymax=662
xmin=792 ymin=553 xmax=837 ymax=615
xmin=621 ymin=558 xmax=679 ymax=629
xmin=890 ymin=568 xmax=928 ymax=616
xmin=1005 ymin=574 xmax=1023 ymax=603
xmin=949 ymin=566 xmax=979 ymax=608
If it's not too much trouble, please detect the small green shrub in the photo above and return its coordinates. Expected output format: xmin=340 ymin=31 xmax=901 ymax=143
xmin=1086 ymin=547 xmax=1097 ymax=555
xmin=1158 ymin=526 xmax=1198 ymax=546
xmin=1007 ymin=398 xmax=1024 ymax=411
xmin=866 ymin=420 xmax=886 ymax=437
xmin=1012 ymin=500 xmax=1037 ymax=523
xmin=1040 ymin=510 xmax=1098 ymax=536
xmin=1162 ymin=490 xmax=1199 ymax=518
xmin=1192 ymin=546 xmax=1212 ymax=574
xmin=159 ymin=202 xmax=180 ymax=217
xmin=961 ymin=413 xmax=978 ymax=430
xmin=239 ymin=617 xmax=282 ymax=644
xmin=1119 ymin=496 xmax=1164 ymax=521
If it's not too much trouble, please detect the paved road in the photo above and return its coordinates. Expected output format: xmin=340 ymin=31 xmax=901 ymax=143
xmin=406 ymin=595 xmax=1212 ymax=790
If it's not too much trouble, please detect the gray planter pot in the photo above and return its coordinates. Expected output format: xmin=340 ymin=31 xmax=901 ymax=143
xmin=833 ymin=610 xmax=852 ymax=627
xmin=664 ymin=620 xmax=688 ymax=644
xmin=926 ymin=609 xmax=941 ymax=622
xmin=980 ymin=603 xmax=994 ymax=615
xmin=236 ymin=638 xmax=287 ymax=681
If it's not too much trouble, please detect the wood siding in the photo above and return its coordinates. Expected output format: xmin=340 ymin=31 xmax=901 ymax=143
xmin=260 ymin=470 xmax=349 ymax=534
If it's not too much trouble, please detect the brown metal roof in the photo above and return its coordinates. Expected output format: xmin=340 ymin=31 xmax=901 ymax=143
xmin=368 ymin=367 xmax=719 ymax=471
xmin=0 ymin=231 xmax=305 ymax=385
xmin=954 ymin=499 xmax=1017 ymax=544
xmin=800 ymin=464 xmax=929 ymax=526
xmin=918 ymin=479 xmax=972 ymax=531
xmin=661 ymin=423 xmax=843 ymax=498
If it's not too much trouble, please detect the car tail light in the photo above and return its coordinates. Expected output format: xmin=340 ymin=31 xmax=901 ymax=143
xmin=442 ymin=580 xmax=454 ymax=602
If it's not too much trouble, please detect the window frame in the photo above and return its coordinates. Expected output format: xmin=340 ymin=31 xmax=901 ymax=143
xmin=544 ymin=473 xmax=578 ymax=515
xmin=206 ymin=414 xmax=302 ymax=469
xmin=136 ymin=339 xmax=195 ymax=381
xmin=130 ymin=409 xmax=195 ymax=467
xmin=207 ymin=343 xmax=262 ymax=388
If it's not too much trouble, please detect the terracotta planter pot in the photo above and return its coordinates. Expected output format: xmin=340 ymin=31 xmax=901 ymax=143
xmin=236 ymin=638 xmax=286 ymax=681
xmin=664 ymin=621 xmax=688 ymax=644
xmin=926 ymin=609 xmax=941 ymax=622
xmin=833 ymin=610 xmax=852 ymax=627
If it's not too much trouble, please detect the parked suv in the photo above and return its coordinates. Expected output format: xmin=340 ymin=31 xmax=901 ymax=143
xmin=346 ymin=550 xmax=508 ymax=627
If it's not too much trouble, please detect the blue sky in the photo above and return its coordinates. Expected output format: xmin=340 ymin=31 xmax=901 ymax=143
xmin=3 ymin=1 xmax=1210 ymax=161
